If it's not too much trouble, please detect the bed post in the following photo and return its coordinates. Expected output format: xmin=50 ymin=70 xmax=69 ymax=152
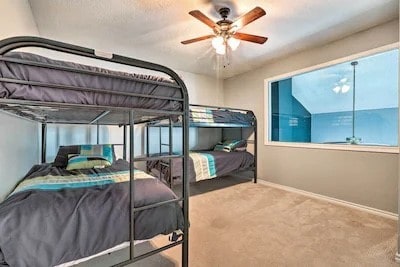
xmin=146 ymin=124 xmax=149 ymax=157
xmin=41 ymin=123 xmax=47 ymax=163
xmin=168 ymin=117 xmax=173 ymax=188
xmin=129 ymin=110 xmax=135 ymax=260
xmin=96 ymin=122 xmax=100 ymax=144
xmin=182 ymin=96 xmax=189 ymax=267
xmin=159 ymin=126 xmax=162 ymax=154
xmin=254 ymin=117 xmax=258 ymax=183
xmin=123 ymin=125 xmax=127 ymax=160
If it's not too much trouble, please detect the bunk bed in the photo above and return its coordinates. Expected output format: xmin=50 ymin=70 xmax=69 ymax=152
xmin=146 ymin=104 xmax=257 ymax=186
xmin=0 ymin=36 xmax=189 ymax=267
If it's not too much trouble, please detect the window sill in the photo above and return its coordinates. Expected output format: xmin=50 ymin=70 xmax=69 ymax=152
xmin=265 ymin=141 xmax=399 ymax=154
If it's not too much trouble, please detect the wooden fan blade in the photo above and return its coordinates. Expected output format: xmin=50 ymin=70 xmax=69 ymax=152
xmin=231 ymin=7 xmax=266 ymax=30
xmin=189 ymin=10 xmax=219 ymax=29
xmin=181 ymin=35 xmax=215 ymax=45
xmin=233 ymin=32 xmax=268 ymax=44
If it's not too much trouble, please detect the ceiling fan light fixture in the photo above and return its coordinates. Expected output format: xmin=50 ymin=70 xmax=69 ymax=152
xmin=227 ymin=37 xmax=240 ymax=50
xmin=333 ymin=86 xmax=341 ymax=94
xmin=341 ymin=84 xmax=351 ymax=93
xmin=182 ymin=7 xmax=268 ymax=59
xmin=215 ymin=45 xmax=226 ymax=55
xmin=212 ymin=36 xmax=224 ymax=50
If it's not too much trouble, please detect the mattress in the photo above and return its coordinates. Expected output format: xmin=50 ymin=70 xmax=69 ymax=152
xmin=150 ymin=106 xmax=256 ymax=127
xmin=149 ymin=151 xmax=254 ymax=182
xmin=0 ymin=52 xmax=183 ymax=111
xmin=0 ymin=160 xmax=184 ymax=267
xmin=188 ymin=107 xmax=255 ymax=126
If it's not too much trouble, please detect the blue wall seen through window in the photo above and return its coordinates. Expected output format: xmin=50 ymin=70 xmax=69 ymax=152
xmin=269 ymin=49 xmax=399 ymax=146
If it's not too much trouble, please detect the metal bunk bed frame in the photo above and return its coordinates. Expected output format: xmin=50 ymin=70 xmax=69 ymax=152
xmin=145 ymin=103 xmax=257 ymax=185
xmin=0 ymin=36 xmax=190 ymax=267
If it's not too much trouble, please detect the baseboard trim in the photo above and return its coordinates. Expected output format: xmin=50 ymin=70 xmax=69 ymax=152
xmin=257 ymin=180 xmax=398 ymax=221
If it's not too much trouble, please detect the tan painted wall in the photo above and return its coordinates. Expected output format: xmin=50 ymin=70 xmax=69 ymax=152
xmin=223 ymin=19 xmax=399 ymax=213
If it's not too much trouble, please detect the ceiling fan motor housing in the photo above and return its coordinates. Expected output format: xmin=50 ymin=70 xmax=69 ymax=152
xmin=218 ymin=7 xmax=231 ymax=19
xmin=215 ymin=7 xmax=233 ymax=36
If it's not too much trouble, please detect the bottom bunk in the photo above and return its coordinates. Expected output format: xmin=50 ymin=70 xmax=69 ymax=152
xmin=148 ymin=150 xmax=254 ymax=183
xmin=0 ymin=159 xmax=183 ymax=267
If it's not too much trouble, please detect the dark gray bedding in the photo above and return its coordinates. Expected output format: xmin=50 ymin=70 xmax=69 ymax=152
xmin=0 ymin=52 xmax=182 ymax=111
xmin=149 ymin=151 xmax=254 ymax=182
xmin=0 ymin=160 xmax=184 ymax=267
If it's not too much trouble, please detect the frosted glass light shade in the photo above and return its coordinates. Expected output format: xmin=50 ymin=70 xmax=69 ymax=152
xmin=227 ymin=37 xmax=240 ymax=50
xmin=341 ymin=84 xmax=351 ymax=93
xmin=212 ymin=36 xmax=224 ymax=49
xmin=332 ymin=86 xmax=341 ymax=93
xmin=215 ymin=45 xmax=226 ymax=55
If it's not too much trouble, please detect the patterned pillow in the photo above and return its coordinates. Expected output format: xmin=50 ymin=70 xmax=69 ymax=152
xmin=54 ymin=144 xmax=115 ymax=168
xmin=66 ymin=155 xmax=111 ymax=171
xmin=213 ymin=140 xmax=247 ymax=152
xmin=53 ymin=145 xmax=80 ymax=167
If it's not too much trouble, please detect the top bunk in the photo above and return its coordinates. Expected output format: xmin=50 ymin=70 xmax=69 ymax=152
xmin=0 ymin=36 xmax=188 ymax=125
xmin=148 ymin=104 xmax=256 ymax=128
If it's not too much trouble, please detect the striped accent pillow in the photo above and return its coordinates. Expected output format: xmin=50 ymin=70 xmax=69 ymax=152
xmin=66 ymin=155 xmax=111 ymax=171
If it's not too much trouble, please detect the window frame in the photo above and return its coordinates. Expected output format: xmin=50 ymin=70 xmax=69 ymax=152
xmin=264 ymin=43 xmax=400 ymax=154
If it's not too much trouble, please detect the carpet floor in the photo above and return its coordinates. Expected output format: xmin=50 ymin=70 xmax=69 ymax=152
xmin=80 ymin=176 xmax=398 ymax=267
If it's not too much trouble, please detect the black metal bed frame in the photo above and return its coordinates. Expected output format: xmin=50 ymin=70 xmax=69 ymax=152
xmin=0 ymin=36 xmax=190 ymax=266
xmin=145 ymin=103 xmax=258 ymax=185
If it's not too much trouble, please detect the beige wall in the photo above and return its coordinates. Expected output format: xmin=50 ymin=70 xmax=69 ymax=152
xmin=0 ymin=0 xmax=39 ymax=39
xmin=177 ymin=70 xmax=224 ymax=106
xmin=224 ymin=19 xmax=399 ymax=213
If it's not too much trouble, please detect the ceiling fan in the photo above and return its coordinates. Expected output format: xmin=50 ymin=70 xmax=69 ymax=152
xmin=181 ymin=6 xmax=268 ymax=55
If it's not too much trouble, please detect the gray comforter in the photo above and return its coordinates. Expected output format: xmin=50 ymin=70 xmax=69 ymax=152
xmin=0 ymin=52 xmax=182 ymax=111
xmin=0 ymin=160 xmax=184 ymax=267
xmin=149 ymin=151 xmax=254 ymax=182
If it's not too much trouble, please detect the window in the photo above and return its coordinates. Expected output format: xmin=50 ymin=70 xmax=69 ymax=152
xmin=267 ymin=48 xmax=399 ymax=148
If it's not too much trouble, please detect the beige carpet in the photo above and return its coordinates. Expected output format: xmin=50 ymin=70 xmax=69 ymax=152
xmin=80 ymin=176 xmax=398 ymax=267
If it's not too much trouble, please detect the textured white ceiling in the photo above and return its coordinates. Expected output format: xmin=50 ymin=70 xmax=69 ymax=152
xmin=28 ymin=0 xmax=399 ymax=78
